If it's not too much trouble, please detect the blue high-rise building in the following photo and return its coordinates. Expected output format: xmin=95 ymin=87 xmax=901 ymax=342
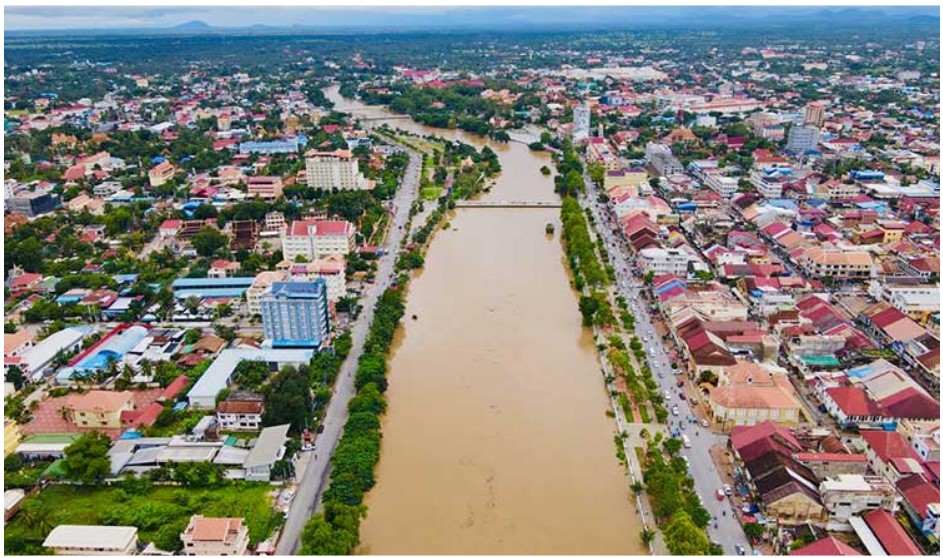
xmin=261 ymin=279 xmax=330 ymax=348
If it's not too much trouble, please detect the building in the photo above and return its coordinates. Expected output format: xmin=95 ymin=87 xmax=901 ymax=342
xmin=280 ymin=219 xmax=355 ymax=262
xmin=304 ymin=149 xmax=368 ymax=190
xmin=216 ymin=400 xmax=263 ymax=431
xmin=8 ymin=191 xmax=60 ymax=217
xmin=819 ymin=474 xmax=898 ymax=531
xmin=572 ymin=102 xmax=591 ymax=140
xmin=638 ymin=247 xmax=695 ymax=276
xmin=148 ymin=161 xmax=176 ymax=187
xmin=4 ymin=326 xmax=88 ymax=380
xmin=180 ymin=516 xmax=249 ymax=556
xmin=261 ymin=280 xmax=330 ymax=348
xmin=286 ymin=255 xmax=348 ymax=302
xmin=645 ymin=142 xmax=684 ymax=176
xmin=804 ymin=102 xmax=825 ymax=127
xmin=896 ymin=474 xmax=940 ymax=541
xmin=707 ymin=362 xmax=803 ymax=431
xmin=65 ymin=390 xmax=135 ymax=429
xmin=245 ymin=176 xmax=283 ymax=200
xmin=43 ymin=525 xmax=139 ymax=555
xmin=243 ymin=423 xmax=290 ymax=481
xmin=786 ymin=125 xmax=820 ymax=153
xmin=187 ymin=348 xmax=313 ymax=408
xmin=246 ymin=271 xmax=286 ymax=316
xmin=5 ymin=421 xmax=21 ymax=456
xmin=789 ymin=536 xmax=861 ymax=556
xmin=797 ymin=248 xmax=873 ymax=280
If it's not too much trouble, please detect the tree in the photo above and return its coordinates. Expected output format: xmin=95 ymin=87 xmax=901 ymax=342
xmin=300 ymin=513 xmax=357 ymax=555
xmin=262 ymin=365 xmax=311 ymax=432
xmin=62 ymin=431 xmax=112 ymax=484
xmin=191 ymin=227 xmax=228 ymax=258
xmin=743 ymin=522 xmax=765 ymax=539
xmin=6 ymin=365 xmax=26 ymax=390
xmin=663 ymin=510 xmax=711 ymax=555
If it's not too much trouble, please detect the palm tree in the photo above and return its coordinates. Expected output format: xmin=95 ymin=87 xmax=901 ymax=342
xmin=640 ymin=528 xmax=656 ymax=545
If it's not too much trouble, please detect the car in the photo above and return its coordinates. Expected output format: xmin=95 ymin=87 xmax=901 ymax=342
xmin=735 ymin=545 xmax=746 ymax=556
xmin=724 ymin=484 xmax=733 ymax=496
xmin=316 ymin=424 xmax=325 ymax=434
xmin=716 ymin=489 xmax=725 ymax=501
xmin=701 ymin=419 xmax=709 ymax=427
xmin=679 ymin=392 xmax=687 ymax=401
xmin=664 ymin=390 xmax=671 ymax=401
xmin=671 ymin=406 xmax=680 ymax=416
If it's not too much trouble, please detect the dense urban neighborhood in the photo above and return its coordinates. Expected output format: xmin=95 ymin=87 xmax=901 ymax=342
xmin=2 ymin=6 xmax=940 ymax=557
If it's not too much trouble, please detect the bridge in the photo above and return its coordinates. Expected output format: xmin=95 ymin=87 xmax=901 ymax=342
xmin=454 ymin=200 xmax=563 ymax=209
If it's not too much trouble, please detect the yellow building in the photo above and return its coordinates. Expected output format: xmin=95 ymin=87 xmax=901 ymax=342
xmin=708 ymin=362 xmax=803 ymax=431
xmin=4 ymin=420 xmax=21 ymax=456
xmin=65 ymin=391 xmax=135 ymax=429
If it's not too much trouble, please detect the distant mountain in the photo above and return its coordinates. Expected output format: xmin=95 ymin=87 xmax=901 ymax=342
xmin=171 ymin=20 xmax=213 ymax=31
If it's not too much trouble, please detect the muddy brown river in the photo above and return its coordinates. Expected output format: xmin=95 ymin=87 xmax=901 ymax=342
xmin=325 ymin=86 xmax=644 ymax=555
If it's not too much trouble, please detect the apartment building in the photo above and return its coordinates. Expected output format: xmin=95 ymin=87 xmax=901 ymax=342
xmin=261 ymin=280 xmax=331 ymax=348
xmin=246 ymin=271 xmax=286 ymax=316
xmin=645 ymin=142 xmax=684 ymax=176
xmin=573 ymin=102 xmax=591 ymax=140
xmin=304 ymin=149 xmax=368 ymax=190
xmin=180 ymin=516 xmax=249 ymax=556
xmin=798 ymin=247 xmax=873 ymax=280
xmin=280 ymin=219 xmax=355 ymax=262
xmin=245 ymin=176 xmax=283 ymax=200
xmin=786 ymin=125 xmax=820 ymax=153
xmin=287 ymin=255 xmax=348 ymax=302
xmin=638 ymin=247 xmax=695 ymax=276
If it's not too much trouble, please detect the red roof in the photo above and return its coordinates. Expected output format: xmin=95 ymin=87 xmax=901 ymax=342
xmin=731 ymin=421 xmax=803 ymax=454
xmin=861 ymin=430 xmax=920 ymax=463
xmin=896 ymin=474 xmax=940 ymax=517
xmin=160 ymin=374 xmax=189 ymax=401
xmin=795 ymin=452 xmax=867 ymax=463
xmin=159 ymin=219 xmax=183 ymax=230
xmin=790 ymin=536 xmax=861 ymax=556
xmin=863 ymin=510 xmax=922 ymax=556
xmin=129 ymin=402 xmax=164 ymax=427
xmin=826 ymin=386 xmax=884 ymax=418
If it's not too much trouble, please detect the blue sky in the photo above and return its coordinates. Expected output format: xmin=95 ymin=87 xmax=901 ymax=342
xmin=4 ymin=6 xmax=938 ymax=31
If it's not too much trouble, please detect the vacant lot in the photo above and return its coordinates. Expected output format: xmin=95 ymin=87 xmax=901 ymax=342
xmin=5 ymin=482 xmax=280 ymax=555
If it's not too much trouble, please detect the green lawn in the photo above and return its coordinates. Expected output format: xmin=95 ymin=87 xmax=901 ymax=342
xmin=5 ymin=483 xmax=280 ymax=555
xmin=638 ymin=403 xmax=652 ymax=424
xmin=421 ymin=186 xmax=443 ymax=200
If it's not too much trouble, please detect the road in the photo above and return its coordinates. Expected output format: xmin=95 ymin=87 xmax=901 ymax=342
xmin=275 ymin=146 xmax=421 ymax=555
xmin=580 ymin=173 xmax=751 ymax=555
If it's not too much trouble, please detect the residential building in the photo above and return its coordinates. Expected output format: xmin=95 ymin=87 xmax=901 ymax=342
xmin=43 ymin=525 xmax=139 ymax=555
xmin=180 ymin=516 xmax=249 ymax=556
xmin=819 ymin=474 xmax=898 ymax=531
xmin=638 ymin=247 xmax=695 ymax=276
xmin=786 ymin=125 xmax=821 ymax=153
xmin=304 ymin=149 xmax=368 ymax=190
xmin=4 ymin=326 xmax=88 ymax=380
xmin=286 ymin=255 xmax=348 ymax=302
xmin=573 ymin=102 xmax=591 ymax=140
xmin=860 ymin=430 xmax=924 ymax=483
xmin=789 ymin=536 xmax=861 ymax=556
xmin=261 ymin=280 xmax=330 ymax=348
xmin=797 ymin=248 xmax=873 ymax=280
xmin=280 ymin=219 xmax=355 ymax=262
xmin=245 ymin=176 xmax=283 ymax=200
xmin=804 ymin=102 xmax=826 ymax=127
xmin=216 ymin=400 xmax=263 ymax=431
xmin=148 ymin=161 xmax=176 ymax=187
xmin=8 ymin=191 xmax=60 ymax=217
xmin=645 ymin=142 xmax=684 ymax=176
xmin=246 ymin=271 xmax=286 ymax=316
xmin=243 ymin=423 xmax=290 ymax=481
xmin=896 ymin=474 xmax=940 ymax=540
xmin=65 ymin=390 xmax=135 ymax=429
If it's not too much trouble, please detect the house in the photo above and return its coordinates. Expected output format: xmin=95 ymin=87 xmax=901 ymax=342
xmin=149 ymin=161 xmax=176 ymax=187
xmin=43 ymin=525 xmax=139 ymax=555
xmin=65 ymin=390 xmax=135 ymax=429
xmin=896 ymin=474 xmax=940 ymax=540
xmin=243 ymin=423 xmax=290 ymax=481
xmin=180 ymin=516 xmax=249 ymax=556
xmin=789 ymin=536 xmax=861 ymax=555
xmin=216 ymin=400 xmax=264 ymax=431
xmin=860 ymin=430 xmax=924 ymax=483
xmin=245 ymin=176 xmax=283 ymax=200
xmin=4 ymin=328 xmax=36 ymax=359
xmin=207 ymin=260 xmax=241 ymax=279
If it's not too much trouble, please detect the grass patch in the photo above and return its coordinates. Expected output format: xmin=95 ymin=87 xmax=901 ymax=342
xmin=639 ymin=403 xmax=652 ymax=424
xmin=5 ymin=483 xmax=280 ymax=555
xmin=421 ymin=186 xmax=443 ymax=200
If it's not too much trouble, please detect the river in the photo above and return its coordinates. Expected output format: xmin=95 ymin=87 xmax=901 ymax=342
xmin=324 ymin=86 xmax=644 ymax=555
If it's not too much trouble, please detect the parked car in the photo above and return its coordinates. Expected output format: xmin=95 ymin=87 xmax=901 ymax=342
xmin=716 ymin=489 xmax=725 ymax=501
xmin=735 ymin=545 xmax=746 ymax=555
xmin=724 ymin=484 xmax=733 ymax=496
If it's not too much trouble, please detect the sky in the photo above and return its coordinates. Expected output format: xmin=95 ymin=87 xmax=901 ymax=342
xmin=4 ymin=5 xmax=939 ymax=32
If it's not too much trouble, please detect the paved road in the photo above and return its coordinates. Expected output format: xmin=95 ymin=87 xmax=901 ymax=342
xmin=581 ymin=174 xmax=751 ymax=555
xmin=275 ymin=146 xmax=421 ymax=555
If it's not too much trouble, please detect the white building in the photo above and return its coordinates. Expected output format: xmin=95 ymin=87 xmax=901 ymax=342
xmin=637 ymin=247 xmax=696 ymax=276
xmin=43 ymin=525 xmax=139 ymax=555
xmin=4 ymin=326 xmax=89 ymax=381
xmin=572 ymin=103 xmax=591 ymax=140
xmin=304 ymin=150 xmax=368 ymax=190
xmin=786 ymin=125 xmax=820 ymax=153
xmin=819 ymin=475 xmax=898 ymax=531
xmin=280 ymin=219 xmax=355 ymax=263
xmin=187 ymin=349 xmax=313 ymax=409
